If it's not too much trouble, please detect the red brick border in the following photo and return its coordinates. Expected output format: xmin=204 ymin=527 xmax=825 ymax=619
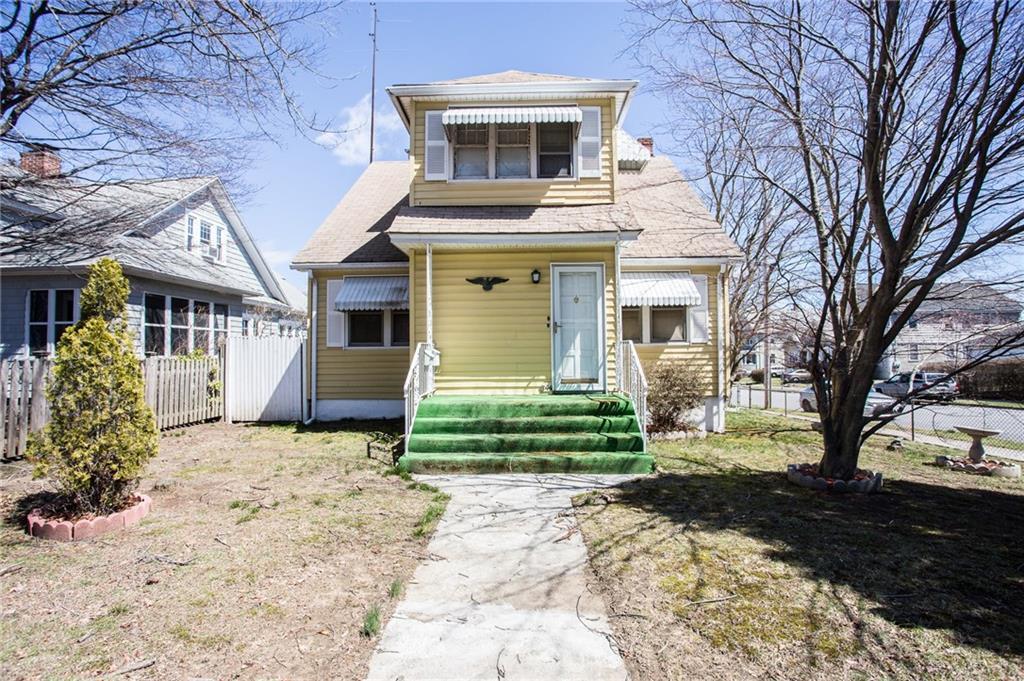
xmin=27 ymin=494 xmax=152 ymax=541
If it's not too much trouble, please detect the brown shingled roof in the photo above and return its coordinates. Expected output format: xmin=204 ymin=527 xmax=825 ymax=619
xmin=389 ymin=202 xmax=639 ymax=236
xmin=619 ymin=156 xmax=744 ymax=259
xmin=292 ymin=162 xmax=409 ymax=266
xmin=292 ymin=155 xmax=741 ymax=266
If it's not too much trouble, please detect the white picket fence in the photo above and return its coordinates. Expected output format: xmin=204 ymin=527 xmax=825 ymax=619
xmin=225 ymin=336 xmax=305 ymax=422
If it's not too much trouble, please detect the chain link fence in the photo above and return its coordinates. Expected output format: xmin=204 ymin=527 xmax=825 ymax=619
xmin=730 ymin=383 xmax=1024 ymax=460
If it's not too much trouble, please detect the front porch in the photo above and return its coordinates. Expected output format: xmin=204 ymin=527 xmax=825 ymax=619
xmin=399 ymin=393 xmax=654 ymax=474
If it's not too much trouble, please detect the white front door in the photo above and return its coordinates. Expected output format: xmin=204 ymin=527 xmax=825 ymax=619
xmin=551 ymin=265 xmax=604 ymax=392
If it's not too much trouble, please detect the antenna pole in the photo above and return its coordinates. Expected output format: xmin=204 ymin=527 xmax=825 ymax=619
xmin=369 ymin=3 xmax=378 ymax=164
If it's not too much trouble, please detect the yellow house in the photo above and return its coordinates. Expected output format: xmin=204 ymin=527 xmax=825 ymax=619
xmin=293 ymin=71 xmax=742 ymax=473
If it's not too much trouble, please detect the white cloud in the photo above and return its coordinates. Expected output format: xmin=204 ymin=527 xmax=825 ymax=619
xmin=257 ymin=239 xmax=295 ymax=270
xmin=317 ymin=93 xmax=405 ymax=165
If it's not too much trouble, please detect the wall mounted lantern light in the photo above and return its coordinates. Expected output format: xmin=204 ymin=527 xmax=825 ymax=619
xmin=531 ymin=269 xmax=541 ymax=284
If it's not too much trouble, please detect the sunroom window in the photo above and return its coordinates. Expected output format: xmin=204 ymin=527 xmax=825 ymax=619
xmin=453 ymin=124 xmax=489 ymax=179
xmin=496 ymin=125 xmax=530 ymax=178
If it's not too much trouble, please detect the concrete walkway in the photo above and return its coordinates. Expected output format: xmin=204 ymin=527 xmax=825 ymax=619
xmin=366 ymin=474 xmax=638 ymax=681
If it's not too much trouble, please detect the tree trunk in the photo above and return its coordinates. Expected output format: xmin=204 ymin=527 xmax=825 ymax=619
xmin=818 ymin=408 xmax=866 ymax=479
xmin=817 ymin=337 xmax=885 ymax=479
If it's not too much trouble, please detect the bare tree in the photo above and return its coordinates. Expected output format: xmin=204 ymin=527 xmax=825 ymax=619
xmin=661 ymin=102 xmax=810 ymax=381
xmin=630 ymin=0 xmax=1024 ymax=479
xmin=1 ymin=0 xmax=339 ymax=253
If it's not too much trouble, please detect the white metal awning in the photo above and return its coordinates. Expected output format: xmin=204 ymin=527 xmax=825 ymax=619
xmin=621 ymin=272 xmax=701 ymax=307
xmin=334 ymin=276 xmax=409 ymax=311
xmin=441 ymin=106 xmax=583 ymax=126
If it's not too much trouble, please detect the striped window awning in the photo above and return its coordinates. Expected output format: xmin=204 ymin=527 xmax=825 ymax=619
xmin=621 ymin=272 xmax=702 ymax=307
xmin=441 ymin=106 xmax=583 ymax=126
xmin=334 ymin=276 xmax=409 ymax=311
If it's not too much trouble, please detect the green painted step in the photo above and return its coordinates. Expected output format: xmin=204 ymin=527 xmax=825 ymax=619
xmin=399 ymin=393 xmax=651 ymax=475
xmin=415 ymin=394 xmax=636 ymax=418
xmin=407 ymin=432 xmax=643 ymax=454
xmin=412 ymin=415 xmax=640 ymax=435
xmin=398 ymin=452 xmax=655 ymax=475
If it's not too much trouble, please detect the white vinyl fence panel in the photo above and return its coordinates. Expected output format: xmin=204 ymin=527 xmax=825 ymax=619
xmin=226 ymin=336 xmax=305 ymax=422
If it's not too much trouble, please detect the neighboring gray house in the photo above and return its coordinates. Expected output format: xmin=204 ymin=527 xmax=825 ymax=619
xmin=888 ymin=282 xmax=1023 ymax=369
xmin=1 ymin=147 xmax=303 ymax=358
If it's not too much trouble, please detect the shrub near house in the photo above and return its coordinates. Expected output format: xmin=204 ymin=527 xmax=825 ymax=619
xmin=28 ymin=259 xmax=158 ymax=525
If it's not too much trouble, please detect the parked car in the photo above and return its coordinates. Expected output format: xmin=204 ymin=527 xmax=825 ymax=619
xmin=874 ymin=372 xmax=958 ymax=401
xmin=800 ymin=386 xmax=902 ymax=417
xmin=770 ymin=366 xmax=786 ymax=378
xmin=782 ymin=368 xmax=812 ymax=384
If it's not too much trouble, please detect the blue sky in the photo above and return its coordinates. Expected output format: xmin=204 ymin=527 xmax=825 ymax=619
xmin=242 ymin=1 xmax=667 ymax=287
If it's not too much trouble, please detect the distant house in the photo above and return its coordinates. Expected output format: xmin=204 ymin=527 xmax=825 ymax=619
xmin=1 ymin=146 xmax=304 ymax=358
xmin=889 ymin=282 xmax=1023 ymax=369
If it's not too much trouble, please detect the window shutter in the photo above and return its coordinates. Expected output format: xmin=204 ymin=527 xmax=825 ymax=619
xmin=424 ymin=111 xmax=448 ymax=181
xmin=579 ymin=106 xmax=602 ymax=178
xmin=186 ymin=216 xmax=195 ymax=250
xmin=689 ymin=275 xmax=710 ymax=343
xmin=325 ymin=280 xmax=345 ymax=347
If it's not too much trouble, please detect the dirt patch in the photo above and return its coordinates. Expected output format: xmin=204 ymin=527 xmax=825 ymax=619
xmin=575 ymin=410 xmax=1024 ymax=680
xmin=0 ymin=421 xmax=445 ymax=680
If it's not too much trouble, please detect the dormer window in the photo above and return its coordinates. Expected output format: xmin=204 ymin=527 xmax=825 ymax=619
xmin=537 ymin=123 xmax=573 ymax=178
xmin=424 ymin=107 xmax=602 ymax=182
xmin=496 ymin=125 xmax=530 ymax=178
xmin=453 ymin=124 xmax=489 ymax=179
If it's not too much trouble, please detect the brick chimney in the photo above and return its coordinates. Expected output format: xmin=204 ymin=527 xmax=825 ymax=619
xmin=636 ymin=137 xmax=654 ymax=156
xmin=20 ymin=145 xmax=61 ymax=178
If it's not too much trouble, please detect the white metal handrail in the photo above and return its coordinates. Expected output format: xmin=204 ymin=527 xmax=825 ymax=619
xmin=619 ymin=340 xmax=649 ymax=448
xmin=403 ymin=342 xmax=439 ymax=440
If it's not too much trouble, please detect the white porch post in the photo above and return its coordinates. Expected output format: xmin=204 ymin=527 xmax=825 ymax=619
xmin=614 ymin=239 xmax=622 ymax=391
xmin=426 ymin=243 xmax=434 ymax=347
xmin=715 ymin=266 xmax=726 ymax=432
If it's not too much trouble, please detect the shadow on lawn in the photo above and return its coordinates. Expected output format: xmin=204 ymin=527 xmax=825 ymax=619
xmin=601 ymin=468 xmax=1024 ymax=657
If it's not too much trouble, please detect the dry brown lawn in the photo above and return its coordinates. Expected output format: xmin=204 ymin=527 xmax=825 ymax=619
xmin=575 ymin=410 xmax=1024 ymax=681
xmin=0 ymin=420 xmax=447 ymax=680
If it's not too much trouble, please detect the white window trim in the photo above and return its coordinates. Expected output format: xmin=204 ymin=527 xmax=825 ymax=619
xmin=24 ymin=288 xmax=80 ymax=357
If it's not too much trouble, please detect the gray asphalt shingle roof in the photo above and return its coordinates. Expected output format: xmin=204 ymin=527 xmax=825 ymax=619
xmin=1 ymin=168 xmax=276 ymax=298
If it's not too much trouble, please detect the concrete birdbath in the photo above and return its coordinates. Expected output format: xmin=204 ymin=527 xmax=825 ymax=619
xmin=954 ymin=425 xmax=1001 ymax=463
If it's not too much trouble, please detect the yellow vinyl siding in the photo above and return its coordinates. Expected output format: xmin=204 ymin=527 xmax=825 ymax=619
xmin=412 ymin=248 xmax=617 ymax=394
xmin=629 ymin=265 xmax=723 ymax=395
xmin=410 ymin=98 xmax=616 ymax=206
xmin=314 ymin=268 xmax=410 ymax=400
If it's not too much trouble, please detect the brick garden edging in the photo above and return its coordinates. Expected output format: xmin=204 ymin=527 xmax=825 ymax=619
xmin=27 ymin=494 xmax=152 ymax=541
xmin=786 ymin=463 xmax=884 ymax=493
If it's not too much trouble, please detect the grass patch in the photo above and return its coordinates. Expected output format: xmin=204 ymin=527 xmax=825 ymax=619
xmin=0 ymin=418 xmax=437 ymax=679
xmin=388 ymin=578 xmax=404 ymax=599
xmin=575 ymin=409 xmax=1024 ymax=679
xmin=413 ymin=492 xmax=449 ymax=538
xmin=169 ymin=624 xmax=231 ymax=649
xmin=361 ymin=604 xmax=381 ymax=637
